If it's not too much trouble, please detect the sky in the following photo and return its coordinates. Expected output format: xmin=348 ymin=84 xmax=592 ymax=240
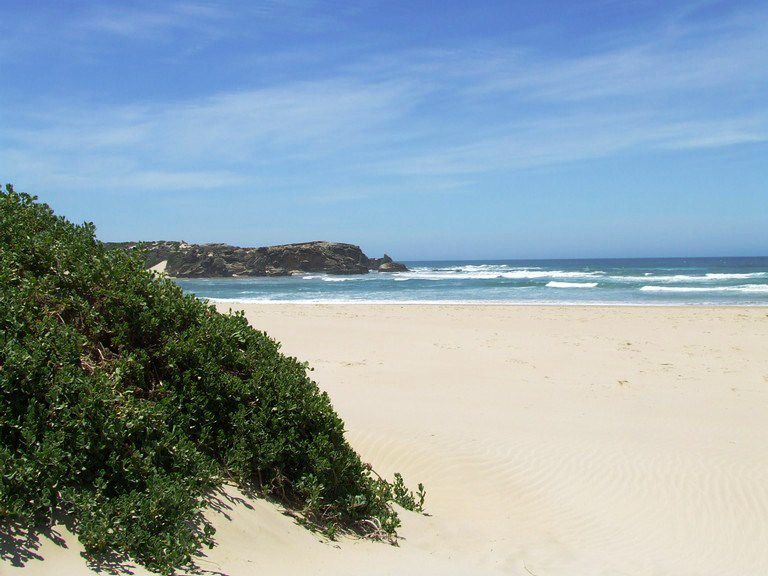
xmin=1 ymin=0 xmax=766 ymax=260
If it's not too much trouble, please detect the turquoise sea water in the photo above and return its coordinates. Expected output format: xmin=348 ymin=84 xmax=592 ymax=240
xmin=175 ymin=257 xmax=768 ymax=305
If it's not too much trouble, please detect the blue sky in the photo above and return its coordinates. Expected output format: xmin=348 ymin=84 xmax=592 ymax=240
xmin=1 ymin=0 xmax=766 ymax=259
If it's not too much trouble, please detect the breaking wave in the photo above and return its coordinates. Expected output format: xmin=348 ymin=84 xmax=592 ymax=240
xmin=174 ymin=259 xmax=768 ymax=305
xmin=394 ymin=269 xmax=605 ymax=281
xmin=640 ymin=284 xmax=768 ymax=293
xmin=613 ymin=272 xmax=768 ymax=283
xmin=546 ymin=281 xmax=598 ymax=288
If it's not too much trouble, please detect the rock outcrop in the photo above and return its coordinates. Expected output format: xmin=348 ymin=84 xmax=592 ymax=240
xmin=105 ymin=240 xmax=408 ymax=277
xmin=368 ymin=254 xmax=409 ymax=272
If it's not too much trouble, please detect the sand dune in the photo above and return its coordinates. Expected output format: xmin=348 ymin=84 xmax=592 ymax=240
xmin=148 ymin=260 xmax=167 ymax=274
xmin=4 ymin=305 xmax=767 ymax=575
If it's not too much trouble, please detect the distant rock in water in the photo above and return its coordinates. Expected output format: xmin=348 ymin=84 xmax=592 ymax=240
xmin=369 ymin=254 xmax=409 ymax=272
xmin=105 ymin=240 xmax=409 ymax=277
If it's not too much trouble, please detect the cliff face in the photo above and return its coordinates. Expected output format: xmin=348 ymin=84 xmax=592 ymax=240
xmin=105 ymin=240 xmax=408 ymax=277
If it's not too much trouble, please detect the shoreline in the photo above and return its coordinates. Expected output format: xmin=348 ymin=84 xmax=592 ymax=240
xmin=208 ymin=298 xmax=768 ymax=308
xmin=172 ymin=257 xmax=768 ymax=308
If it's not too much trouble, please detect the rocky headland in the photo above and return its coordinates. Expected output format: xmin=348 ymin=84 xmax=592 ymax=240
xmin=105 ymin=240 xmax=408 ymax=277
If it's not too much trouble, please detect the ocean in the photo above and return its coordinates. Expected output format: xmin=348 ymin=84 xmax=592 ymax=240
xmin=174 ymin=256 xmax=768 ymax=306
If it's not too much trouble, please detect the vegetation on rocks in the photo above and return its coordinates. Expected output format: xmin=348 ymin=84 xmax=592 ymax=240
xmin=0 ymin=184 xmax=424 ymax=574
xmin=104 ymin=240 xmax=409 ymax=277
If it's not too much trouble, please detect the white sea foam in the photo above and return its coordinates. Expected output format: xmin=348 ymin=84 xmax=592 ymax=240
xmin=178 ymin=262 xmax=768 ymax=306
xmin=320 ymin=276 xmax=364 ymax=282
xmin=640 ymin=284 xmax=768 ymax=293
xmin=426 ymin=264 xmax=544 ymax=273
xmin=603 ymin=272 xmax=767 ymax=283
xmin=705 ymin=272 xmax=767 ymax=279
xmin=203 ymin=298 xmax=656 ymax=306
xmin=394 ymin=270 xmax=605 ymax=281
xmin=546 ymin=281 xmax=598 ymax=288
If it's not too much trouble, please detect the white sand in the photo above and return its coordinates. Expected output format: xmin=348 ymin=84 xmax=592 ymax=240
xmin=5 ymin=305 xmax=768 ymax=575
xmin=148 ymin=260 xmax=167 ymax=274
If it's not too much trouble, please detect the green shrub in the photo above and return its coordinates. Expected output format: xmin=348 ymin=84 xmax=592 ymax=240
xmin=0 ymin=184 xmax=423 ymax=574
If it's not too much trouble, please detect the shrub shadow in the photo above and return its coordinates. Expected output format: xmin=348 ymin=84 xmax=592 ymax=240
xmin=0 ymin=521 xmax=53 ymax=567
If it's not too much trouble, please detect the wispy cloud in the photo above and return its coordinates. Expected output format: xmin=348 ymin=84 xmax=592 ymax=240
xmin=468 ymin=12 xmax=768 ymax=104
xmin=76 ymin=2 xmax=231 ymax=40
xmin=2 ymin=77 xmax=424 ymax=193
xmin=369 ymin=112 xmax=768 ymax=178
xmin=65 ymin=0 xmax=355 ymax=45
xmin=2 ymin=0 xmax=767 ymax=202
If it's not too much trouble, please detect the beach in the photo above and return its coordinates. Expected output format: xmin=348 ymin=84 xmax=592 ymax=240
xmin=6 ymin=0 xmax=765 ymax=572
xmin=10 ymin=304 xmax=768 ymax=575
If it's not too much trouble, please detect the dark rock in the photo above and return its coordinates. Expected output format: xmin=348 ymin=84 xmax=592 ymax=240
xmin=368 ymin=253 xmax=408 ymax=272
xmin=377 ymin=261 xmax=408 ymax=272
xmin=105 ymin=240 xmax=407 ymax=277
